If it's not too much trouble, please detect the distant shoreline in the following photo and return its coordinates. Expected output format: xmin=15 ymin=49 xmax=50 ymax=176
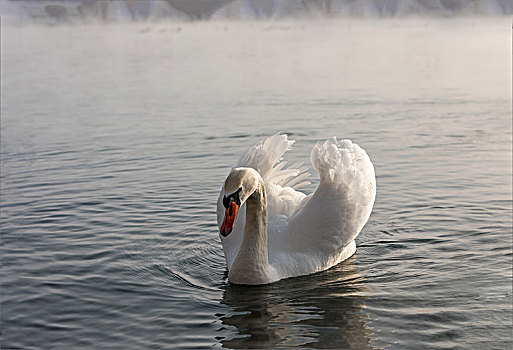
xmin=1 ymin=0 xmax=512 ymax=26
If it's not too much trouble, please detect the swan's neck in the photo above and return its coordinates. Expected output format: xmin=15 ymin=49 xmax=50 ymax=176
xmin=228 ymin=180 xmax=272 ymax=285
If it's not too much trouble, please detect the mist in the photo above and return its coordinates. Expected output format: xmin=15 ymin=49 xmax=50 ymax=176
xmin=1 ymin=0 xmax=512 ymax=26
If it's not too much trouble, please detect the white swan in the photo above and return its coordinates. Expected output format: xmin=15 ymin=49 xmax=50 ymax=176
xmin=217 ymin=134 xmax=376 ymax=285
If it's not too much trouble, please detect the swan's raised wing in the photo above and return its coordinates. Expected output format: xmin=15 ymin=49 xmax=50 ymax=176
xmin=236 ymin=133 xmax=311 ymax=217
xmin=283 ymin=137 xmax=376 ymax=262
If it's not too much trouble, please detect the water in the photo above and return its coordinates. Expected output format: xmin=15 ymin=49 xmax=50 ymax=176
xmin=1 ymin=19 xmax=511 ymax=349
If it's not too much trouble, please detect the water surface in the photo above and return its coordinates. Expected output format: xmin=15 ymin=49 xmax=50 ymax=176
xmin=1 ymin=19 xmax=512 ymax=349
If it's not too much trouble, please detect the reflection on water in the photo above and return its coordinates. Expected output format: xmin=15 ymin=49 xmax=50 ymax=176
xmin=218 ymin=256 xmax=372 ymax=349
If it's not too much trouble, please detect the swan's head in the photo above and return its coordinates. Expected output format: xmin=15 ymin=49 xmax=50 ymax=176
xmin=220 ymin=167 xmax=260 ymax=237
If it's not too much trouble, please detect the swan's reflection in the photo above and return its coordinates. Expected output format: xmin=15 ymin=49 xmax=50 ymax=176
xmin=217 ymin=256 xmax=373 ymax=349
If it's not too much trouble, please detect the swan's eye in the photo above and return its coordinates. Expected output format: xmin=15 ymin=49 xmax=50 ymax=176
xmin=223 ymin=187 xmax=242 ymax=209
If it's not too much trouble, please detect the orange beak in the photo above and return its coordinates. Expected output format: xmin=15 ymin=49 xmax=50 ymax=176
xmin=220 ymin=201 xmax=239 ymax=237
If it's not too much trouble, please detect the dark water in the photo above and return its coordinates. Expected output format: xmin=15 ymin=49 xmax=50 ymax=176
xmin=1 ymin=19 xmax=512 ymax=349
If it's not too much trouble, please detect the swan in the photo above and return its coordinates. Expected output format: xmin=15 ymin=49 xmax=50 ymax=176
xmin=217 ymin=134 xmax=376 ymax=285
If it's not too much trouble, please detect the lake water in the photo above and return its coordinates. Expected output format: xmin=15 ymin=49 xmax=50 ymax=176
xmin=1 ymin=19 xmax=511 ymax=349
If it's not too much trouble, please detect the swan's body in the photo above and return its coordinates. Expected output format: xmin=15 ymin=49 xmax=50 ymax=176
xmin=217 ymin=134 xmax=376 ymax=285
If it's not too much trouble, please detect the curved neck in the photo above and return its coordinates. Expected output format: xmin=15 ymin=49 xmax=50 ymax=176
xmin=228 ymin=179 xmax=270 ymax=285
xmin=242 ymin=180 xmax=268 ymax=263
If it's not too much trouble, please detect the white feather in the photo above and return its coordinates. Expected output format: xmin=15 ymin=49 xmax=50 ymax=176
xmin=217 ymin=133 xmax=376 ymax=280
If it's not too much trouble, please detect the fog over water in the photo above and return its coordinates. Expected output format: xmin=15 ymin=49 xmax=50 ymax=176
xmin=1 ymin=0 xmax=512 ymax=25
xmin=1 ymin=10 xmax=512 ymax=350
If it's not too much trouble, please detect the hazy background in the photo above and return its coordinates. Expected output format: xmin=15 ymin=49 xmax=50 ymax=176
xmin=1 ymin=0 xmax=512 ymax=25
